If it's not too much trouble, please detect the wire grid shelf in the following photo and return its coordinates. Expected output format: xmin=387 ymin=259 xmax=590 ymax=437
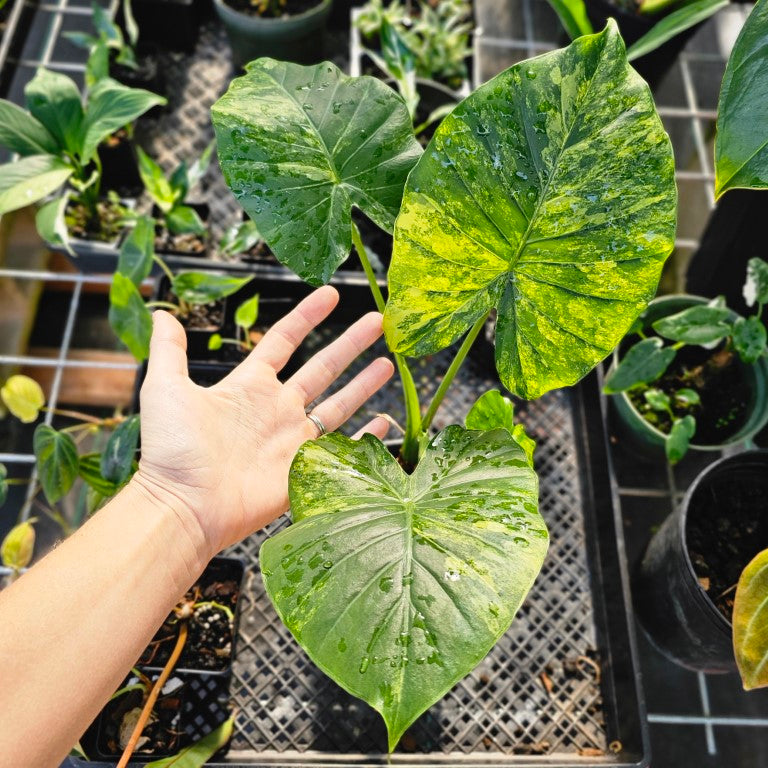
xmin=0 ymin=0 xmax=759 ymax=764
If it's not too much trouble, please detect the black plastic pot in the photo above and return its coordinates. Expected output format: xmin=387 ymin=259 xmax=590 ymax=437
xmin=111 ymin=46 xmax=166 ymax=104
xmin=585 ymin=0 xmax=701 ymax=87
xmin=634 ymin=450 xmax=768 ymax=672
xmin=98 ymin=133 xmax=143 ymax=198
xmin=153 ymin=202 xmax=211 ymax=259
xmin=129 ymin=0 xmax=201 ymax=53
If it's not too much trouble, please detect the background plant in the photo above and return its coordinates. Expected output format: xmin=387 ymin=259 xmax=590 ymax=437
xmin=213 ymin=22 xmax=675 ymax=749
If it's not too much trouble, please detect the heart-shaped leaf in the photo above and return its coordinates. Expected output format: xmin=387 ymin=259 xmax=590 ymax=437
xmin=1 ymin=520 xmax=36 ymax=571
xmin=383 ymin=22 xmax=676 ymax=399
xmin=733 ymin=547 xmax=768 ymax=690
xmin=212 ymin=59 xmax=422 ymax=285
xmin=0 ymin=374 xmax=45 ymax=423
xmin=603 ymin=337 xmax=676 ymax=393
xmin=733 ymin=316 xmax=767 ymax=364
xmin=235 ymin=295 xmax=259 ymax=329
xmin=465 ymin=389 xmax=535 ymax=464
xmin=261 ymin=426 xmax=547 ymax=750
xmin=715 ymin=0 xmax=768 ymax=198
xmin=33 ymin=425 xmax=79 ymax=504
xmin=101 ymin=415 xmax=140 ymax=485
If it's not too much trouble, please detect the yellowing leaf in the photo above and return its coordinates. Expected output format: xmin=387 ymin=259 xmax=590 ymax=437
xmin=733 ymin=548 xmax=768 ymax=690
xmin=1 ymin=375 xmax=45 ymax=423
xmin=1 ymin=519 xmax=36 ymax=571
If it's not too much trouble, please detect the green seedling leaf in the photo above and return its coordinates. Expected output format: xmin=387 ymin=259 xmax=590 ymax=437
xmin=0 ymin=155 xmax=72 ymax=216
xmin=651 ymin=305 xmax=733 ymax=345
xmin=79 ymin=453 xmax=123 ymax=497
xmin=379 ymin=18 xmax=419 ymax=118
xmin=208 ymin=333 xmax=223 ymax=351
xmin=384 ymin=23 xmax=676 ymax=399
xmin=715 ymin=0 xmax=768 ymax=197
xmin=33 ymin=424 xmax=79 ymax=504
xmin=262 ymin=427 xmax=547 ymax=751
xmin=80 ymin=79 xmax=166 ymax=165
xmin=220 ymin=220 xmax=261 ymax=257
xmin=101 ymin=414 xmax=140 ymax=485
xmin=644 ymin=388 xmax=670 ymax=412
xmin=733 ymin=548 xmax=768 ymax=690
xmin=24 ymin=69 xmax=84 ymax=156
xmin=144 ymin=717 xmax=234 ymax=767
xmin=166 ymin=204 xmax=206 ymax=236
xmin=744 ymin=257 xmax=768 ymax=309
xmin=92 ymin=2 xmax=122 ymax=46
xmin=627 ymin=0 xmax=727 ymax=61
xmin=171 ymin=272 xmax=253 ymax=306
xmin=675 ymin=388 xmax=700 ymax=407
xmin=109 ymin=272 xmax=152 ymax=361
xmin=137 ymin=147 xmax=177 ymax=211
xmin=117 ymin=215 xmax=155 ymax=287
xmin=0 ymin=99 xmax=58 ymax=156
xmin=0 ymin=463 xmax=7 ymax=507
xmin=187 ymin=139 xmax=216 ymax=189
xmin=169 ymin=159 xmax=190 ymax=201
xmin=665 ymin=414 xmax=695 ymax=464
xmin=733 ymin=316 xmax=767 ymax=364
xmin=603 ymin=337 xmax=676 ymax=393
xmin=85 ymin=40 xmax=110 ymax=89
xmin=465 ymin=390 xmax=535 ymax=464
xmin=545 ymin=0 xmax=593 ymax=40
xmin=36 ymin=193 xmax=73 ymax=255
xmin=124 ymin=0 xmax=139 ymax=48
xmin=212 ymin=59 xmax=422 ymax=285
xmin=235 ymin=295 xmax=259 ymax=330
xmin=1 ymin=374 xmax=45 ymax=423
xmin=1 ymin=519 xmax=36 ymax=570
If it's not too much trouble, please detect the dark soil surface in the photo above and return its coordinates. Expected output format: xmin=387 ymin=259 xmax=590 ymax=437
xmin=162 ymin=289 xmax=224 ymax=330
xmin=138 ymin=565 xmax=241 ymax=671
xmin=155 ymin=229 xmax=207 ymax=256
xmin=98 ymin=681 xmax=183 ymax=756
xmin=66 ymin=198 xmax=125 ymax=242
xmin=629 ymin=342 xmax=751 ymax=444
xmin=224 ymin=0 xmax=321 ymax=17
xmin=687 ymin=465 xmax=768 ymax=621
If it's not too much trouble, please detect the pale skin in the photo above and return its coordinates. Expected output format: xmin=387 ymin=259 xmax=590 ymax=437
xmin=0 ymin=286 xmax=394 ymax=768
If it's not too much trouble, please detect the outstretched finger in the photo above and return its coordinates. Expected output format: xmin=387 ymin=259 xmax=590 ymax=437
xmin=351 ymin=415 xmax=391 ymax=441
xmin=245 ymin=286 xmax=339 ymax=374
xmin=146 ymin=310 xmax=188 ymax=379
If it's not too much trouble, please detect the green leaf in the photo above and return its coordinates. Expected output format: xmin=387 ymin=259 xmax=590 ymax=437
xmin=651 ymin=305 xmax=733 ymax=345
xmin=137 ymin=147 xmax=177 ymax=210
xmin=545 ymin=0 xmax=594 ymax=40
xmin=261 ymin=427 xmax=547 ymax=751
xmin=384 ymin=23 xmax=676 ymax=399
xmin=675 ymin=387 xmax=700 ymax=406
xmin=219 ymin=219 xmax=261 ymax=257
xmin=208 ymin=333 xmax=223 ymax=351
xmin=124 ymin=0 xmax=139 ymax=48
xmin=144 ymin=717 xmax=234 ymax=767
xmin=80 ymin=78 xmax=166 ymax=165
xmin=0 ymin=99 xmax=58 ymax=156
xmin=166 ymin=204 xmax=206 ymax=236
xmin=187 ymin=139 xmax=215 ymax=189
xmin=744 ymin=257 xmax=768 ymax=309
xmin=644 ymin=387 xmax=670 ymax=412
xmin=36 ymin=194 xmax=73 ymax=255
xmin=78 ymin=453 xmax=123 ymax=497
xmin=92 ymin=3 xmax=122 ymax=46
xmin=1 ymin=520 xmax=36 ymax=570
xmin=0 ymin=463 xmax=7 ymax=508
xmin=212 ymin=59 xmax=422 ymax=286
xmin=665 ymin=414 xmax=695 ymax=464
xmin=235 ymin=295 xmax=259 ymax=330
xmin=171 ymin=272 xmax=253 ymax=306
xmin=33 ymin=424 xmax=79 ymax=504
xmin=100 ymin=415 xmax=140 ymax=485
xmin=378 ymin=18 xmax=419 ymax=118
xmin=86 ymin=40 xmax=111 ymax=89
xmin=733 ymin=548 xmax=768 ymax=690
xmin=0 ymin=155 xmax=72 ymax=216
xmin=1 ymin=374 xmax=45 ymax=423
xmin=109 ymin=272 xmax=152 ymax=361
xmin=24 ymin=69 xmax=84 ymax=156
xmin=715 ymin=0 xmax=768 ymax=197
xmin=465 ymin=391 xmax=536 ymax=465
xmin=117 ymin=215 xmax=156 ymax=287
xmin=627 ymin=0 xmax=727 ymax=62
xmin=733 ymin=316 xmax=767 ymax=364
xmin=603 ymin=337 xmax=677 ymax=393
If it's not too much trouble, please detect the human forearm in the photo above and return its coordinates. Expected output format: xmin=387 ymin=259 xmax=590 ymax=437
xmin=0 ymin=474 xmax=211 ymax=768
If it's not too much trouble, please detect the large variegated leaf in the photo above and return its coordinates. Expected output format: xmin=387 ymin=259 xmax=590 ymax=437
xmin=715 ymin=0 xmax=768 ymax=198
xmin=384 ymin=22 xmax=676 ymax=399
xmin=261 ymin=427 xmax=547 ymax=750
xmin=733 ymin=548 xmax=768 ymax=690
xmin=212 ymin=59 xmax=422 ymax=285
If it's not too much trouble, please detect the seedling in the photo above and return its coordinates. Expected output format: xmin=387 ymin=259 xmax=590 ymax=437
xmin=213 ymin=23 xmax=676 ymax=749
xmin=218 ymin=219 xmax=261 ymax=260
xmin=208 ymin=295 xmax=260 ymax=353
xmin=604 ymin=258 xmax=768 ymax=462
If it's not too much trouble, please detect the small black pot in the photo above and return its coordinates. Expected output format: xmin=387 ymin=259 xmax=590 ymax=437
xmin=129 ymin=0 xmax=201 ymax=53
xmin=585 ymin=0 xmax=701 ymax=87
xmin=99 ymin=133 xmax=143 ymax=198
xmin=111 ymin=46 xmax=166 ymax=104
xmin=634 ymin=451 xmax=768 ymax=672
xmin=153 ymin=202 xmax=211 ymax=259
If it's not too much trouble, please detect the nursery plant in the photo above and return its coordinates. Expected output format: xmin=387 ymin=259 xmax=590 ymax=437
xmin=0 ymin=67 xmax=164 ymax=252
xmin=208 ymin=295 xmax=260 ymax=353
xmin=604 ymin=258 xmax=768 ymax=463
xmin=108 ymin=215 xmax=254 ymax=361
xmin=212 ymin=22 xmax=677 ymax=749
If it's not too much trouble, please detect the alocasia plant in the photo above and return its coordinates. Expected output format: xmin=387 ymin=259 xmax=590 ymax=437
xmin=213 ymin=21 xmax=676 ymax=749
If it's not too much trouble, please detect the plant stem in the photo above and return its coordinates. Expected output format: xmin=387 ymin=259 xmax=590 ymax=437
xmin=153 ymin=254 xmax=175 ymax=285
xmin=117 ymin=620 xmax=188 ymax=768
xmin=42 ymin=407 xmax=102 ymax=424
xmin=421 ymin=311 xmax=490 ymax=432
xmin=145 ymin=301 xmax=179 ymax=312
xmin=350 ymin=221 xmax=422 ymax=464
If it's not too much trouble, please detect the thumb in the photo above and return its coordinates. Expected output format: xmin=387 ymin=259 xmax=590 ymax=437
xmin=147 ymin=310 xmax=188 ymax=379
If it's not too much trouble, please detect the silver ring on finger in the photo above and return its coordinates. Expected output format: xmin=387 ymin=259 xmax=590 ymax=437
xmin=306 ymin=411 xmax=327 ymax=437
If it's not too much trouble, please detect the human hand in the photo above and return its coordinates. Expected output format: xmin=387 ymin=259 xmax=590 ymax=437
xmin=132 ymin=286 xmax=393 ymax=559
